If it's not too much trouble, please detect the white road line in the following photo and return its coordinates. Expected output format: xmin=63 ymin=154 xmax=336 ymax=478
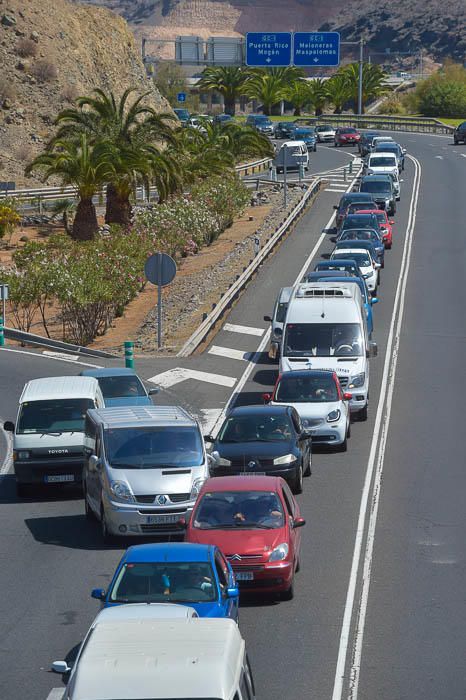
xmin=210 ymin=169 xmax=361 ymax=438
xmin=460 ymin=153 xmax=466 ymax=158
xmin=331 ymin=154 xmax=422 ymax=700
xmin=46 ymin=689 xmax=65 ymax=700
xmin=0 ymin=347 xmax=101 ymax=368
xmin=325 ymin=188 xmax=348 ymax=193
xmin=434 ymin=155 xmax=444 ymax=159
xmin=148 ymin=367 xmax=237 ymax=389
xmin=223 ymin=323 xmax=264 ymax=337
xmin=208 ymin=346 xmax=250 ymax=361
xmin=43 ymin=351 xmax=80 ymax=361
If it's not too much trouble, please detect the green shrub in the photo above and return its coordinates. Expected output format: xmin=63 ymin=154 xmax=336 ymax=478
xmin=407 ymin=63 xmax=466 ymax=117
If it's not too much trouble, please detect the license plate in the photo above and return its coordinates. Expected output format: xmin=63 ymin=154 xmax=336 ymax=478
xmin=243 ymin=472 xmax=266 ymax=476
xmin=235 ymin=572 xmax=254 ymax=581
xmin=146 ymin=514 xmax=180 ymax=525
xmin=44 ymin=474 xmax=74 ymax=483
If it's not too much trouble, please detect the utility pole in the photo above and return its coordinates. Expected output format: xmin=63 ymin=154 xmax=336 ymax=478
xmin=358 ymin=37 xmax=364 ymax=116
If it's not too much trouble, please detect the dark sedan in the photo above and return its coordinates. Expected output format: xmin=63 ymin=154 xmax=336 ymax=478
xmin=334 ymin=192 xmax=377 ymax=229
xmin=453 ymin=121 xmax=466 ymax=145
xmin=206 ymin=405 xmax=312 ymax=494
xmin=274 ymin=121 xmax=296 ymax=139
xmin=358 ymin=131 xmax=379 ymax=156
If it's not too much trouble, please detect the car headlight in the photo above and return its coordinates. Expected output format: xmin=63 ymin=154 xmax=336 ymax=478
xmin=190 ymin=477 xmax=206 ymax=500
xmin=110 ymin=481 xmax=135 ymax=502
xmin=349 ymin=372 xmax=365 ymax=389
xmin=363 ymin=271 xmax=374 ymax=279
xmin=273 ymin=454 xmax=296 ymax=465
xmin=216 ymin=456 xmax=231 ymax=466
xmin=269 ymin=543 xmax=289 ymax=561
xmin=327 ymin=409 xmax=341 ymax=423
xmin=15 ymin=451 xmax=30 ymax=460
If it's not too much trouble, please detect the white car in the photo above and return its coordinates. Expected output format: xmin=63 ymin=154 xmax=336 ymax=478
xmin=186 ymin=117 xmax=207 ymax=134
xmin=331 ymin=248 xmax=379 ymax=293
xmin=315 ymin=124 xmax=336 ymax=142
xmin=265 ymin=370 xmax=351 ymax=450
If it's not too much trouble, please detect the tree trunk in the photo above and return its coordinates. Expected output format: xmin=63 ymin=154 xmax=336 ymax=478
xmin=72 ymin=197 xmax=98 ymax=241
xmin=294 ymin=107 xmax=301 ymax=116
xmin=105 ymin=183 xmax=132 ymax=227
xmin=224 ymin=97 xmax=236 ymax=116
xmin=315 ymin=106 xmax=323 ymax=117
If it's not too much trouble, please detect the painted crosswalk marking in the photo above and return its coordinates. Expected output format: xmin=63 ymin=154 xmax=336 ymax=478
xmin=148 ymin=368 xmax=236 ymax=389
xmin=208 ymin=345 xmax=250 ymax=361
xmin=223 ymin=323 xmax=264 ymax=337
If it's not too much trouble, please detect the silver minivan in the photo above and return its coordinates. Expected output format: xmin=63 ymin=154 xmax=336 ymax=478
xmin=83 ymin=406 xmax=210 ymax=540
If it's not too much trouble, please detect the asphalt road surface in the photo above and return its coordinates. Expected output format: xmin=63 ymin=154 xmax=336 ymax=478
xmin=0 ymin=133 xmax=465 ymax=700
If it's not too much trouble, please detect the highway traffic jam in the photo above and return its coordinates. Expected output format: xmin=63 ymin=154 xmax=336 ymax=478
xmin=3 ymin=128 xmax=410 ymax=700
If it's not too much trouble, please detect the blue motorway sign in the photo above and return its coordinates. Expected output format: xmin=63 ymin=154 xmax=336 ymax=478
xmin=293 ymin=32 xmax=340 ymax=67
xmin=246 ymin=32 xmax=292 ymax=67
xmin=177 ymin=92 xmax=186 ymax=102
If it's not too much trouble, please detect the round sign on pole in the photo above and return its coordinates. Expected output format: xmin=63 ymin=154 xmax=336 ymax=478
xmin=144 ymin=253 xmax=177 ymax=287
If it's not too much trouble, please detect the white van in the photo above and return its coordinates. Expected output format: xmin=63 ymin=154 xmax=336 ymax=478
xmin=279 ymin=283 xmax=377 ymax=420
xmin=83 ymin=405 xmax=211 ymax=540
xmin=53 ymin=616 xmax=256 ymax=700
xmin=3 ymin=376 xmax=104 ymax=496
xmin=273 ymin=140 xmax=309 ymax=173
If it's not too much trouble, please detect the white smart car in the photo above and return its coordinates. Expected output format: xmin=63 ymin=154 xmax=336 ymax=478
xmin=331 ymin=248 xmax=379 ymax=293
xmin=264 ymin=369 xmax=351 ymax=451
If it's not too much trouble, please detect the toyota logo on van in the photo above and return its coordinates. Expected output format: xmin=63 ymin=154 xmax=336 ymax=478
xmin=48 ymin=449 xmax=69 ymax=454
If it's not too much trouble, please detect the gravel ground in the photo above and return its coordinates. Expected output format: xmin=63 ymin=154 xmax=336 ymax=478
xmin=135 ymin=183 xmax=309 ymax=354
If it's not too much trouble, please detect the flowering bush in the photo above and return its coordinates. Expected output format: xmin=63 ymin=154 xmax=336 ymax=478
xmin=0 ymin=203 xmax=21 ymax=240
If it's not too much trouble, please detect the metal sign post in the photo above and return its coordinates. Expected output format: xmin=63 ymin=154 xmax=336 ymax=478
xmin=283 ymin=144 xmax=288 ymax=207
xmin=144 ymin=253 xmax=177 ymax=349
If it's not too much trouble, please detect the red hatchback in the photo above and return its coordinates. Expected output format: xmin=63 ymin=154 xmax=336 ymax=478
xmin=334 ymin=127 xmax=361 ymax=146
xmin=185 ymin=476 xmax=305 ymax=600
xmin=358 ymin=208 xmax=394 ymax=249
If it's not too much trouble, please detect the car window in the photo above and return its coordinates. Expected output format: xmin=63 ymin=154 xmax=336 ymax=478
xmin=98 ymin=375 xmax=146 ymax=398
xmin=275 ymin=301 xmax=288 ymax=324
xmin=214 ymin=553 xmax=228 ymax=591
xmin=218 ymin=415 xmax=294 ymax=443
xmin=193 ymin=491 xmax=285 ymax=530
xmin=108 ymin=562 xmax=216 ymax=603
xmin=281 ymin=483 xmax=295 ymax=516
xmin=291 ymin=409 xmax=301 ymax=434
xmin=275 ymin=374 xmax=339 ymax=403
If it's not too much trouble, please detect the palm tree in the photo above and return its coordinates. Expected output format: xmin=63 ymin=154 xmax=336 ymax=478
xmin=243 ymin=72 xmax=287 ymax=116
xmin=196 ymin=66 xmax=247 ymax=116
xmin=25 ymin=135 xmax=113 ymax=241
xmin=325 ymin=73 xmax=351 ymax=114
xmin=52 ymin=88 xmax=177 ymax=223
xmin=50 ymin=198 xmax=76 ymax=235
xmin=285 ymin=79 xmax=312 ymax=116
xmin=307 ymin=78 xmax=328 ymax=116
xmin=340 ymin=63 xmax=388 ymax=114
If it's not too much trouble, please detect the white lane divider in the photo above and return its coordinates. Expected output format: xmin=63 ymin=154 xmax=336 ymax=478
xmin=148 ymin=367 xmax=236 ymax=389
xmin=1 ymin=347 xmax=101 ymax=368
xmin=223 ymin=323 xmax=264 ymax=337
xmin=325 ymin=188 xmax=348 ymax=193
xmin=208 ymin=346 xmax=250 ymax=362
xmin=46 ymin=689 xmax=64 ymax=700
xmin=43 ymin=351 xmax=80 ymax=361
xmin=331 ymin=154 xmax=422 ymax=700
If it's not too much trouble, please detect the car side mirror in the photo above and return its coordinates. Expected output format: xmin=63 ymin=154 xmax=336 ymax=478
xmin=333 ymin=205 xmax=338 ymax=210
xmin=226 ymin=586 xmax=239 ymax=598
xmin=204 ymin=434 xmax=214 ymax=443
xmin=52 ymin=661 xmax=71 ymax=674
xmin=89 ymin=454 xmax=101 ymax=470
xmin=374 ymin=262 xmax=381 ymax=269
xmin=263 ymin=315 xmax=272 ymax=322
xmin=148 ymin=388 xmax=159 ymax=395
xmin=91 ymin=588 xmax=106 ymax=601
xmin=301 ymin=429 xmax=312 ymax=440
xmin=343 ymin=392 xmax=352 ymax=401
xmin=293 ymin=516 xmax=306 ymax=528
xmin=3 ymin=420 xmax=14 ymax=432
xmin=371 ymin=296 xmax=379 ymax=305
xmin=262 ymin=393 xmax=272 ymax=403
xmin=389 ymin=220 xmax=395 ymax=225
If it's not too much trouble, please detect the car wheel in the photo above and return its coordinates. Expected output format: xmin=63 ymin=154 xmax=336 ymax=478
xmin=16 ymin=482 xmax=29 ymax=498
xmin=292 ymin=464 xmax=303 ymax=494
xmin=338 ymin=436 xmax=348 ymax=452
xmin=314 ymin=145 xmax=317 ymax=152
xmin=347 ymin=421 xmax=351 ymax=439
xmin=454 ymin=138 xmax=458 ymax=144
xmin=101 ymin=504 xmax=114 ymax=544
xmin=281 ymin=580 xmax=294 ymax=601
xmin=358 ymin=403 xmax=368 ymax=421
xmin=304 ymin=452 xmax=312 ymax=476
xmin=295 ymin=556 xmax=301 ymax=573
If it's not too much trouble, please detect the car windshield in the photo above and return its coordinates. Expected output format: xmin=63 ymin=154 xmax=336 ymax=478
xmin=333 ymin=252 xmax=371 ymax=267
xmin=344 ymin=216 xmax=376 ymax=229
xmin=315 ymin=262 xmax=358 ymax=274
xmin=193 ymin=491 xmax=285 ymax=530
xmin=97 ymin=376 xmax=146 ymax=399
xmin=284 ymin=323 xmax=363 ymax=357
xmin=104 ymin=427 xmax=203 ymax=468
xmin=361 ymin=181 xmax=391 ymax=193
xmin=376 ymin=144 xmax=399 ymax=154
xmin=109 ymin=562 xmax=216 ymax=603
xmin=275 ymin=374 xmax=338 ymax=403
xmin=17 ymin=399 xmax=93 ymax=434
xmin=275 ymin=301 xmax=288 ymax=323
xmin=255 ymin=116 xmax=271 ymax=123
xmin=370 ymin=157 xmax=397 ymax=167
xmin=317 ymin=125 xmax=332 ymax=131
xmin=348 ymin=203 xmax=376 ymax=213
xmin=218 ymin=415 xmax=294 ymax=443
xmin=342 ymin=128 xmax=357 ymax=134
xmin=340 ymin=229 xmax=379 ymax=242
xmin=375 ymin=213 xmax=388 ymax=224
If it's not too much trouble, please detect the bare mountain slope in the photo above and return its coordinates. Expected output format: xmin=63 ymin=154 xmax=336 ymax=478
xmin=0 ymin=0 xmax=170 ymax=186
xmin=77 ymin=0 xmax=466 ymax=62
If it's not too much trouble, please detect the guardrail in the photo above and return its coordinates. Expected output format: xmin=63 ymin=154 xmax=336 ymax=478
xmin=2 ymin=327 xmax=117 ymax=359
xmin=177 ymin=178 xmax=323 ymax=357
xmin=295 ymin=114 xmax=454 ymax=135
xmin=0 ymin=158 xmax=274 ymax=206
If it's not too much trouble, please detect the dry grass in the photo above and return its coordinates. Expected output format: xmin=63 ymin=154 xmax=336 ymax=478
xmin=30 ymin=60 xmax=58 ymax=83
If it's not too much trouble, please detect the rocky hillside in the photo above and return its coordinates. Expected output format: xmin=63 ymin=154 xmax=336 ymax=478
xmin=77 ymin=0 xmax=466 ymax=63
xmin=0 ymin=0 xmax=170 ymax=187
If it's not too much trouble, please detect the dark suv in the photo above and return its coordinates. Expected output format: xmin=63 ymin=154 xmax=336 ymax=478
xmin=453 ymin=121 xmax=466 ymax=145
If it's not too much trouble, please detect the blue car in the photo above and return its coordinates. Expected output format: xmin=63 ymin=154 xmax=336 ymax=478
xmin=79 ymin=368 xmax=158 ymax=407
xmin=91 ymin=542 xmax=240 ymax=621
xmin=293 ymin=127 xmax=317 ymax=151
xmin=316 ymin=275 xmax=378 ymax=337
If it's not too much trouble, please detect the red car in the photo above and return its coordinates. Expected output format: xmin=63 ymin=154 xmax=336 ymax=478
xmin=185 ymin=475 xmax=305 ymax=600
xmin=334 ymin=127 xmax=361 ymax=147
xmin=358 ymin=208 xmax=394 ymax=249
